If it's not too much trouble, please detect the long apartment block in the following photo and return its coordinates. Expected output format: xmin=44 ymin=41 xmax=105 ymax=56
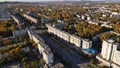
xmin=46 ymin=24 xmax=92 ymax=50
xmin=23 ymin=14 xmax=39 ymax=24
xmin=27 ymin=29 xmax=54 ymax=65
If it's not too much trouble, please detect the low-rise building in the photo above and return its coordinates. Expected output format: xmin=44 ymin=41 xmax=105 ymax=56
xmin=43 ymin=50 xmax=54 ymax=64
xmin=70 ymin=35 xmax=82 ymax=47
xmin=21 ymin=47 xmax=30 ymax=52
xmin=41 ymin=18 xmax=53 ymax=23
xmin=110 ymin=12 xmax=120 ymax=19
xmin=13 ymin=30 xmax=27 ymax=37
xmin=81 ymin=15 xmax=87 ymax=20
xmin=87 ymin=16 xmax=92 ymax=20
xmin=53 ymin=23 xmax=66 ymax=29
xmin=88 ymin=20 xmax=98 ymax=25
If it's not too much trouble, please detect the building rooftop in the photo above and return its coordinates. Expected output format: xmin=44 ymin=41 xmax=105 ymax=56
xmin=107 ymin=39 xmax=115 ymax=43
xmin=43 ymin=50 xmax=53 ymax=56
xmin=28 ymin=29 xmax=52 ymax=52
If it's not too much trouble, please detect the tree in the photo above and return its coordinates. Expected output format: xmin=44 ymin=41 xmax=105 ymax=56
xmin=40 ymin=59 xmax=45 ymax=66
xmin=100 ymin=32 xmax=115 ymax=41
xmin=16 ymin=47 xmax=20 ymax=53
xmin=75 ymin=22 xmax=103 ymax=38
xmin=10 ymin=50 xmax=14 ymax=55
xmin=116 ymin=38 xmax=120 ymax=43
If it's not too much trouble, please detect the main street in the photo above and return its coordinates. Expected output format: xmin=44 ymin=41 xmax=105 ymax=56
xmin=37 ymin=33 xmax=88 ymax=68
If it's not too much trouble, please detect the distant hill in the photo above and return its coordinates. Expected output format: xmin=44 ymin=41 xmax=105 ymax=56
xmin=0 ymin=0 xmax=120 ymax=4
xmin=0 ymin=1 xmax=28 ymax=4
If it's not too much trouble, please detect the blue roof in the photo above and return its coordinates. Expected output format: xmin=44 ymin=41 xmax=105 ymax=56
xmin=86 ymin=48 xmax=97 ymax=54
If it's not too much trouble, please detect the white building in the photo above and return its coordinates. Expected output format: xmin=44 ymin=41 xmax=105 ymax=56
xmin=12 ymin=15 xmax=24 ymax=29
xmin=23 ymin=14 xmax=39 ymax=24
xmin=82 ymin=39 xmax=92 ymax=49
xmin=76 ymin=14 xmax=81 ymax=18
xmin=87 ymin=16 xmax=92 ymax=20
xmin=27 ymin=29 xmax=54 ymax=64
xmin=70 ymin=35 xmax=82 ymax=47
xmin=57 ymin=20 xmax=64 ymax=23
xmin=110 ymin=12 xmax=120 ymax=19
xmin=43 ymin=50 xmax=54 ymax=64
xmin=101 ymin=40 xmax=120 ymax=66
xmin=46 ymin=24 xmax=92 ymax=49
xmin=81 ymin=15 xmax=87 ymax=20
xmin=88 ymin=20 xmax=98 ymax=25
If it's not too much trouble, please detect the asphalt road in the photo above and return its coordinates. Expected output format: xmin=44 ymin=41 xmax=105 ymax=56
xmin=38 ymin=33 xmax=88 ymax=68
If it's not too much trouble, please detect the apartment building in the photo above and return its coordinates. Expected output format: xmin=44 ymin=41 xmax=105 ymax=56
xmin=27 ymin=29 xmax=54 ymax=64
xmin=12 ymin=15 xmax=24 ymax=29
xmin=101 ymin=40 xmax=120 ymax=66
xmin=23 ymin=14 xmax=39 ymax=24
xmin=46 ymin=24 xmax=92 ymax=49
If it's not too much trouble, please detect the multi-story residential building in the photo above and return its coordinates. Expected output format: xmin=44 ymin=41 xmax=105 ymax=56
xmin=82 ymin=39 xmax=92 ymax=49
xmin=70 ymin=35 xmax=82 ymax=48
xmin=12 ymin=15 xmax=24 ymax=29
xmin=43 ymin=50 xmax=54 ymax=64
xmin=23 ymin=14 xmax=39 ymax=24
xmin=101 ymin=39 xmax=120 ymax=66
xmin=27 ymin=29 xmax=54 ymax=64
xmin=46 ymin=24 xmax=92 ymax=50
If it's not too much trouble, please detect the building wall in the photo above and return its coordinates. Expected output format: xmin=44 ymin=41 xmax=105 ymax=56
xmin=27 ymin=30 xmax=32 ymax=39
xmin=101 ymin=40 xmax=120 ymax=66
xmin=38 ymin=43 xmax=44 ymax=54
xmin=112 ymin=51 xmax=120 ymax=65
xmin=101 ymin=40 xmax=109 ymax=59
xmin=23 ymin=14 xmax=38 ymax=24
xmin=32 ymin=35 xmax=40 ymax=43
xmin=82 ymin=39 xmax=92 ymax=49
xmin=43 ymin=50 xmax=54 ymax=64
xmin=70 ymin=35 xmax=82 ymax=47
xmin=12 ymin=15 xmax=22 ymax=29
xmin=106 ymin=43 xmax=113 ymax=60
xmin=27 ymin=30 xmax=54 ymax=64
xmin=62 ymin=32 xmax=70 ymax=42
xmin=46 ymin=24 xmax=92 ymax=49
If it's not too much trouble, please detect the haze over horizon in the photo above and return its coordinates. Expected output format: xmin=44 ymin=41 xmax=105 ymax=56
xmin=0 ymin=0 xmax=120 ymax=2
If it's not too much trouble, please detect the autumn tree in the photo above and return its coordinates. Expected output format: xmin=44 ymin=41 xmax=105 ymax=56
xmin=100 ymin=32 xmax=116 ymax=41
xmin=116 ymin=38 xmax=120 ymax=43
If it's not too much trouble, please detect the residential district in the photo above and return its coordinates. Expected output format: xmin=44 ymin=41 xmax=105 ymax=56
xmin=0 ymin=1 xmax=120 ymax=68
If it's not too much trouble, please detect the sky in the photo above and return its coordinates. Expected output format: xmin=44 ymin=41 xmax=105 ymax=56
xmin=0 ymin=0 xmax=119 ymax=2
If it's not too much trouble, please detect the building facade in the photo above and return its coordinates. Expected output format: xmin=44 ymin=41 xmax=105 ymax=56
xmin=23 ymin=14 xmax=38 ymax=24
xmin=101 ymin=40 xmax=120 ymax=66
xmin=12 ymin=15 xmax=24 ymax=29
xmin=27 ymin=29 xmax=54 ymax=64
xmin=46 ymin=24 xmax=92 ymax=49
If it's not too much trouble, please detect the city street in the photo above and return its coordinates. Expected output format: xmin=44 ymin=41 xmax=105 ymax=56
xmin=38 ymin=33 xmax=88 ymax=68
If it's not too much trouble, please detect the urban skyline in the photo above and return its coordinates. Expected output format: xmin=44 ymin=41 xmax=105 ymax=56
xmin=0 ymin=0 xmax=120 ymax=2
